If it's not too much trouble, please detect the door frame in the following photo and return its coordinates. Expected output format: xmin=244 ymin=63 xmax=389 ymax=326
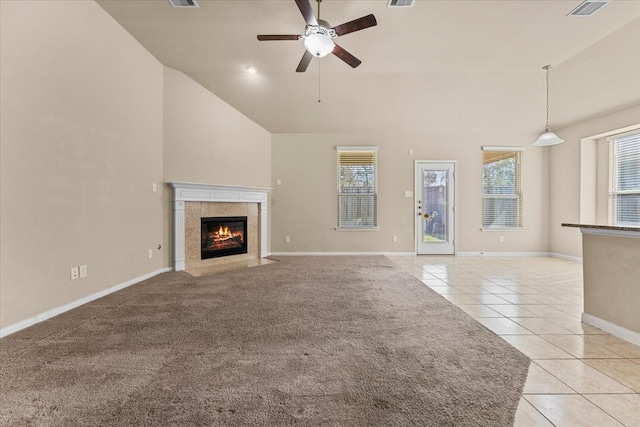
xmin=414 ymin=160 xmax=458 ymax=255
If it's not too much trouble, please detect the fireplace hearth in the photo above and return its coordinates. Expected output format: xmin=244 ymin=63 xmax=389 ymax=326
xmin=201 ymin=216 xmax=248 ymax=259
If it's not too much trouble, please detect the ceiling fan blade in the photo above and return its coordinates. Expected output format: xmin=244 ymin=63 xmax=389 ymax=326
xmin=332 ymin=14 xmax=377 ymax=37
xmin=295 ymin=0 xmax=318 ymax=26
xmin=257 ymin=35 xmax=301 ymax=41
xmin=332 ymin=44 xmax=361 ymax=68
xmin=296 ymin=50 xmax=314 ymax=72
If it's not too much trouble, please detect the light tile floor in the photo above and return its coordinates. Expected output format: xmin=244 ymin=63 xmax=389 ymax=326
xmin=389 ymin=255 xmax=640 ymax=427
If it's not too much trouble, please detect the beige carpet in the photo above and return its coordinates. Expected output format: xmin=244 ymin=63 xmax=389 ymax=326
xmin=0 ymin=256 xmax=530 ymax=426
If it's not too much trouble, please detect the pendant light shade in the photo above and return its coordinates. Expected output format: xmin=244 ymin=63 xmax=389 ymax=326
xmin=533 ymin=131 xmax=564 ymax=146
xmin=533 ymin=65 xmax=564 ymax=147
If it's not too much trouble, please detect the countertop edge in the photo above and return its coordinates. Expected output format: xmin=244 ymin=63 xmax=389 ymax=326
xmin=562 ymin=223 xmax=640 ymax=236
xmin=562 ymin=223 xmax=640 ymax=232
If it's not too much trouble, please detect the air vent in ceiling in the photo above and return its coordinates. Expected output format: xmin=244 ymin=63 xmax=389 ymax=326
xmin=387 ymin=0 xmax=416 ymax=8
xmin=567 ymin=0 xmax=611 ymax=16
xmin=168 ymin=0 xmax=199 ymax=8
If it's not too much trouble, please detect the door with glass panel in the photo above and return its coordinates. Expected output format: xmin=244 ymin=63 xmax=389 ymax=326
xmin=415 ymin=162 xmax=456 ymax=255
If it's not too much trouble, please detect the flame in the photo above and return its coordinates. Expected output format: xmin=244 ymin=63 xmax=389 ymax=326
xmin=212 ymin=225 xmax=243 ymax=243
xmin=217 ymin=225 xmax=232 ymax=238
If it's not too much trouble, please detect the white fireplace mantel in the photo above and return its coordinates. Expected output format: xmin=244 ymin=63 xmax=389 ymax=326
xmin=170 ymin=181 xmax=271 ymax=271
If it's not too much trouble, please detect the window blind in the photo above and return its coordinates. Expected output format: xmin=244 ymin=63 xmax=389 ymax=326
xmin=481 ymin=146 xmax=523 ymax=229
xmin=337 ymin=147 xmax=378 ymax=228
xmin=608 ymin=130 xmax=640 ymax=225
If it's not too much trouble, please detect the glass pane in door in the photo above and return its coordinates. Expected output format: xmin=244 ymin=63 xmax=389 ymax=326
xmin=422 ymin=170 xmax=448 ymax=243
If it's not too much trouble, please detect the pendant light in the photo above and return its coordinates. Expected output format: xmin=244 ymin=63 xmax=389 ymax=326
xmin=533 ymin=65 xmax=564 ymax=146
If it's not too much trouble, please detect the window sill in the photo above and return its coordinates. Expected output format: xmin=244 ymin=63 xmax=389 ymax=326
xmin=335 ymin=227 xmax=380 ymax=232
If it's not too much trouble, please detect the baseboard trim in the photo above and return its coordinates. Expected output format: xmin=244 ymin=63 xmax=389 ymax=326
xmin=268 ymin=252 xmax=416 ymax=257
xmin=582 ymin=313 xmax=640 ymax=347
xmin=0 ymin=267 xmax=173 ymax=338
xmin=270 ymin=251 xmax=576 ymax=259
xmin=456 ymin=251 xmax=551 ymax=257
xmin=549 ymin=252 xmax=583 ymax=263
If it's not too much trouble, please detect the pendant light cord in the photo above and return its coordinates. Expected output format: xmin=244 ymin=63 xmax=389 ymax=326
xmin=543 ymin=65 xmax=552 ymax=132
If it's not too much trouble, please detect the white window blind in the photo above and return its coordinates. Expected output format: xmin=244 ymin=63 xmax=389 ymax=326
xmin=608 ymin=130 xmax=640 ymax=226
xmin=337 ymin=146 xmax=378 ymax=229
xmin=482 ymin=146 xmax=523 ymax=229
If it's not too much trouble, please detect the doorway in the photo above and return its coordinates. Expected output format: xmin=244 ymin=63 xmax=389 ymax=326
xmin=415 ymin=161 xmax=456 ymax=255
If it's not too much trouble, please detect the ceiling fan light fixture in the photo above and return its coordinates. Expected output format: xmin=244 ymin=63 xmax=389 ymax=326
xmin=304 ymin=33 xmax=335 ymax=57
xmin=256 ymin=0 xmax=377 ymax=71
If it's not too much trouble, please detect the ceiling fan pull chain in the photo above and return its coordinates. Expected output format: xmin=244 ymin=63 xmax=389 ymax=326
xmin=318 ymin=59 xmax=322 ymax=103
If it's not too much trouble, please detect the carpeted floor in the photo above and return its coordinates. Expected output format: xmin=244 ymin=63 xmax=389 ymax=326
xmin=0 ymin=256 xmax=530 ymax=426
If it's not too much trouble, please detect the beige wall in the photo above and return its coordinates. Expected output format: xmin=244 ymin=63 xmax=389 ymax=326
xmin=271 ymin=132 xmax=548 ymax=254
xmin=549 ymin=19 xmax=640 ymax=258
xmin=549 ymin=105 xmax=640 ymax=258
xmin=1 ymin=1 xmax=638 ymax=329
xmin=271 ymin=17 xmax=640 ymax=257
xmin=163 ymin=67 xmax=271 ymax=188
xmin=582 ymin=233 xmax=640 ymax=335
xmin=0 ymin=1 xmax=272 ymax=330
xmin=0 ymin=1 xmax=165 ymax=327
xmin=162 ymin=67 xmax=272 ymax=257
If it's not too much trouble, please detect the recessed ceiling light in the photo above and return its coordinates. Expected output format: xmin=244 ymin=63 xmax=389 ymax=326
xmin=245 ymin=65 xmax=259 ymax=74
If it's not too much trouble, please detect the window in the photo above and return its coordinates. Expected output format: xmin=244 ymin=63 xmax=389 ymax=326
xmin=608 ymin=130 xmax=640 ymax=226
xmin=337 ymin=146 xmax=378 ymax=229
xmin=482 ymin=146 xmax=523 ymax=229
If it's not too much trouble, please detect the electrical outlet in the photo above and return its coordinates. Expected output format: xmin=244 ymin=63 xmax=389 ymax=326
xmin=499 ymin=235 xmax=505 ymax=243
xmin=79 ymin=264 xmax=87 ymax=278
xmin=152 ymin=182 xmax=157 ymax=192
xmin=285 ymin=236 xmax=291 ymax=243
xmin=70 ymin=267 xmax=79 ymax=280
xmin=148 ymin=249 xmax=153 ymax=259
xmin=392 ymin=235 xmax=398 ymax=242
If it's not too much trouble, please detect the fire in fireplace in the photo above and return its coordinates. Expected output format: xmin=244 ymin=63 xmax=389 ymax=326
xmin=201 ymin=216 xmax=248 ymax=259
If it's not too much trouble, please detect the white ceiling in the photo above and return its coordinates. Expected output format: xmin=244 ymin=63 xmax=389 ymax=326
xmin=96 ymin=0 xmax=640 ymax=134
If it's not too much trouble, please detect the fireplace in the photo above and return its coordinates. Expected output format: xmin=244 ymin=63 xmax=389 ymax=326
xmin=170 ymin=182 xmax=269 ymax=271
xmin=201 ymin=216 xmax=248 ymax=259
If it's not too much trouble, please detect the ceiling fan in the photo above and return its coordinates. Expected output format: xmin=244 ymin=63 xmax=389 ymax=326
xmin=257 ymin=0 xmax=377 ymax=72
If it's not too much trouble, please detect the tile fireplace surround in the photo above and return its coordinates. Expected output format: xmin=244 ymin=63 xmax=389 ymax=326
xmin=170 ymin=182 xmax=270 ymax=271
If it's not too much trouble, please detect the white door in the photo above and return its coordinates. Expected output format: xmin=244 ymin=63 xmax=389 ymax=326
xmin=415 ymin=161 xmax=456 ymax=255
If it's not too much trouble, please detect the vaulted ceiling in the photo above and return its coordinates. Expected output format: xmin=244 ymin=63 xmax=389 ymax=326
xmin=97 ymin=0 xmax=640 ymax=134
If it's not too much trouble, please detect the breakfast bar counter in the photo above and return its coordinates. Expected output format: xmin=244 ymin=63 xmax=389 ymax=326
xmin=562 ymin=223 xmax=640 ymax=345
